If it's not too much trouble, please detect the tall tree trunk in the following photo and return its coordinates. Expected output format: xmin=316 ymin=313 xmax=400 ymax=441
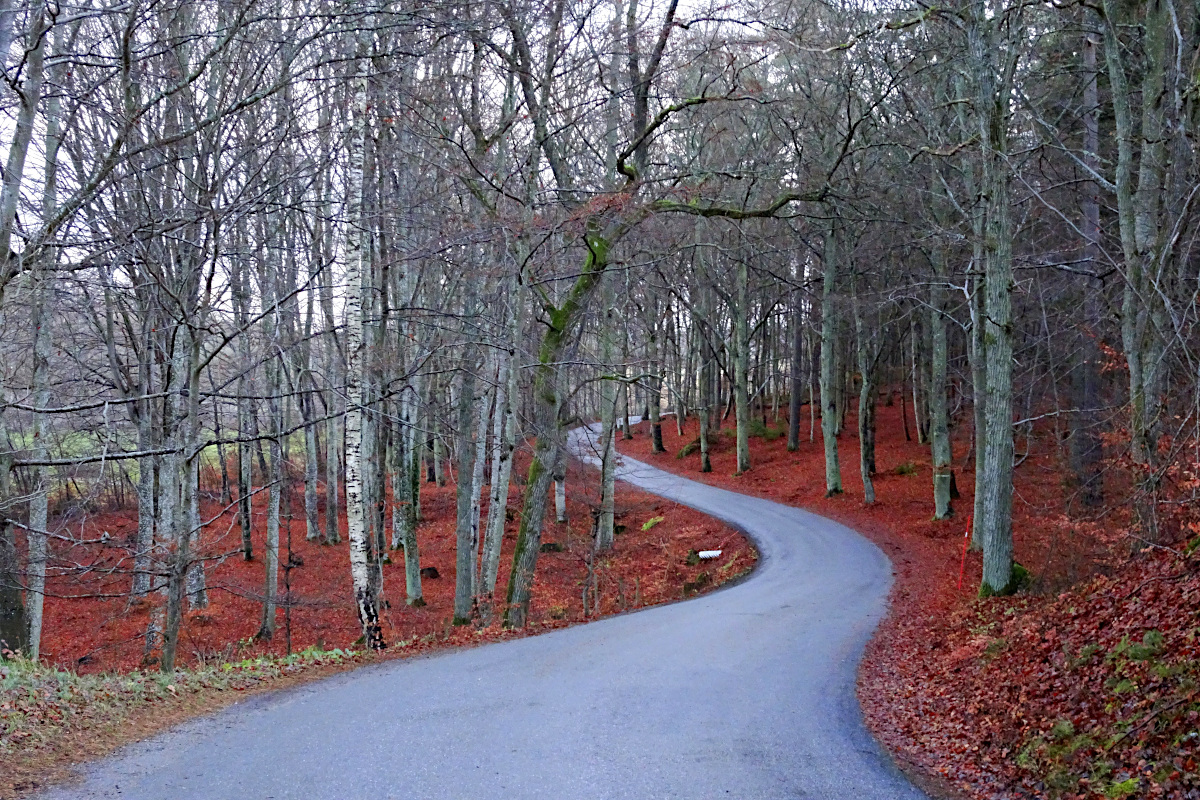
xmin=1069 ymin=32 xmax=1104 ymax=511
xmin=25 ymin=31 xmax=65 ymax=656
xmin=160 ymin=328 xmax=193 ymax=671
xmin=469 ymin=384 xmax=490 ymax=576
xmin=672 ymin=306 xmax=686 ymax=436
xmin=321 ymin=261 xmax=342 ymax=546
xmin=0 ymin=388 xmax=22 ymax=651
xmin=298 ymin=279 xmax=319 ymax=545
xmin=969 ymin=3 xmax=1019 ymax=595
xmin=324 ymin=411 xmax=341 ymax=545
xmin=819 ymin=219 xmax=843 ymax=495
xmin=258 ymin=350 xmax=283 ymax=639
xmin=1102 ymin=0 xmax=1169 ymax=534
xmin=852 ymin=279 xmax=875 ymax=505
xmin=432 ymin=407 xmax=446 ymax=487
xmin=212 ymin=383 xmax=232 ymax=507
xmin=930 ymin=249 xmax=954 ymax=519
xmin=393 ymin=387 xmax=424 ymax=606
xmin=389 ymin=414 xmax=407 ymax=557
xmin=343 ymin=25 xmax=384 ymax=649
xmin=968 ymin=258 xmax=986 ymax=547
xmin=26 ymin=262 xmax=52 ymax=659
xmin=453 ymin=275 xmax=480 ymax=625
xmin=1107 ymin=0 xmax=1165 ymax=471
xmin=697 ymin=282 xmax=714 ymax=473
xmin=910 ymin=315 xmax=929 ymax=445
xmin=235 ymin=256 xmax=255 ymax=560
xmin=787 ymin=287 xmax=804 ymax=452
xmin=808 ymin=327 xmax=817 ymax=443
xmin=596 ymin=271 xmax=618 ymax=551
xmin=0 ymin=239 xmax=27 ymax=655
xmin=479 ymin=368 xmax=513 ymax=597
xmin=505 ymin=226 xmax=615 ymax=628
xmin=482 ymin=282 xmax=521 ymax=597
xmin=646 ymin=299 xmax=665 ymax=453
xmin=303 ymin=392 xmax=320 ymax=541
xmin=183 ymin=352 xmax=207 ymax=611
xmin=131 ymin=349 xmax=157 ymax=596
xmin=0 ymin=9 xmax=46 ymax=654
xmin=733 ymin=258 xmax=752 ymax=472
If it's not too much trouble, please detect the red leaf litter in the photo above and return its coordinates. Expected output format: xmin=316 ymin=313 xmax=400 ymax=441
xmin=35 ymin=444 xmax=754 ymax=675
xmin=618 ymin=405 xmax=1200 ymax=800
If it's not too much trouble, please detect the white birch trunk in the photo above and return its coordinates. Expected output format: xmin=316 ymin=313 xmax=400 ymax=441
xmin=343 ymin=23 xmax=383 ymax=648
xmin=553 ymin=455 xmax=567 ymax=525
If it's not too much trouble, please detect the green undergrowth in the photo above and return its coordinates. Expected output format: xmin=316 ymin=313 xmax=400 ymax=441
xmin=745 ymin=419 xmax=786 ymax=441
xmin=677 ymin=421 xmax=785 ymax=458
xmin=711 ymin=421 xmax=787 ymax=442
xmin=979 ymin=563 xmax=1033 ymax=598
xmin=1013 ymin=627 xmax=1200 ymax=798
xmin=641 ymin=516 xmax=665 ymax=531
xmin=0 ymin=647 xmax=361 ymax=756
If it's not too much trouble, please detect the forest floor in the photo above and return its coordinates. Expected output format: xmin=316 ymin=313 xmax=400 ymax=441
xmin=616 ymin=403 xmax=1200 ymax=800
xmin=0 ymin=451 xmax=754 ymax=799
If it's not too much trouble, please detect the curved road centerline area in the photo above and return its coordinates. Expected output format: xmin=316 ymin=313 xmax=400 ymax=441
xmin=39 ymin=425 xmax=929 ymax=800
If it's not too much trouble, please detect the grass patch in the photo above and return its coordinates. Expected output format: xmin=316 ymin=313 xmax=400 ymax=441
xmin=1104 ymin=777 xmax=1140 ymax=798
xmin=0 ymin=647 xmax=360 ymax=757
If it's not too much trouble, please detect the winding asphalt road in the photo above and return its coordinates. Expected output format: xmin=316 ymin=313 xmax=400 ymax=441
xmin=40 ymin=425 xmax=929 ymax=800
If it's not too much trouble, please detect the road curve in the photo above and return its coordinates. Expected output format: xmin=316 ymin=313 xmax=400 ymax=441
xmin=39 ymin=425 xmax=929 ymax=800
